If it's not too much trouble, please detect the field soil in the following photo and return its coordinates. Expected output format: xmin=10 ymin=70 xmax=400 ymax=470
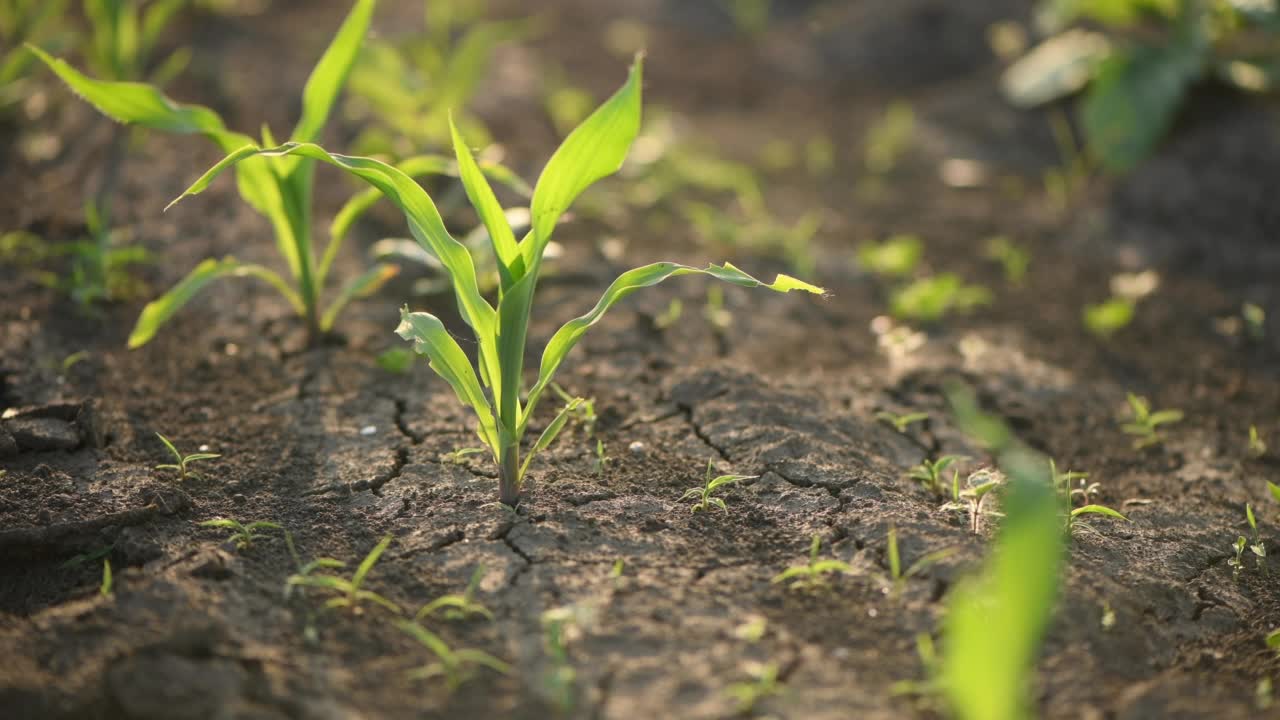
xmin=2 ymin=1 xmax=1279 ymax=718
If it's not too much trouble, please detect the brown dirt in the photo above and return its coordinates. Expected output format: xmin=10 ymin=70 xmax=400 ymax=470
xmin=2 ymin=1 xmax=1279 ymax=718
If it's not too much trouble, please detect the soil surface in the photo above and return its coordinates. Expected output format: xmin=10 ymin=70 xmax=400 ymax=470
xmin=3 ymin=1 xmax=1280 ymax=719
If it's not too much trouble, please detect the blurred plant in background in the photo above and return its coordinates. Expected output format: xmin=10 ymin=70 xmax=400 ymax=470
xmin=1003 ymin=0 xmax=1280 ymax=172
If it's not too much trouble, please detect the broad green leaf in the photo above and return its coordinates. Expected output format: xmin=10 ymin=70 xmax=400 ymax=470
xmin=395 ymin=308 xmax=497 ymax=451
xmin=1071 ymin=504 xmax=1128 ymax=520
xmin=128 ymin=257 xmax=302 ymax=348
xmin=452 ymin=117 xmax=522 ymax=287
xmin=319 ymin=263 xmax=399 ymax=330
xmin=1081 ymin=22 xmax=1207 ymax=172
xmin=521 ymin=261 xmax=824 ymax=431
xmin=290 ymin=0 xmax=377 ymax=145
xmin=526 ymin=55 xmax=644 ymax=267
xmin=942 ymin=440 xmax=1063 ymax=720
xmin=27 ymin=44 xmax=226 ymax=133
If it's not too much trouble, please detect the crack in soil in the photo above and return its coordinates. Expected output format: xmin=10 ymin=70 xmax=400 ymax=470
xmin=369 ymin=447 xmax=410 ymax=494
xmin=494 ymin=519 xmax=535 ymax=588
xmin=679 ymin=405 xmax=730 ymax=461
xmin=391 ymin=398 xmax=425 ymax=444
xmin=767 ymin=464 xmax=846 ymax=499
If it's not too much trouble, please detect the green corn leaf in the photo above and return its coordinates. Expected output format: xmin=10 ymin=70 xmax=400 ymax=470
xmin=1269 ymin=481 xmax=1280 ymax=503
xmin=451 ymin=117 xmax=522 ymax=287
xmin=128 ymin=257 xmax=302 ymax=348
xmin=519 ymin=397 xmax=583 ymax=477
xmin=354 ymin=589 xmax=402 ymax=614
xmin=154 ymin=431 xmax=181 ymax=461
xmin=319 ymin=263 xmax=399 ymax=331
xmin=27 ymin=44 xmax=227 ymax=133
xmin=327 ymin=154 xmax=452 ymax=254
xmin=1071 ymin=504 xmax=1127 ymax=521
xmin=246 ymin=521 xmax=285 ymax=532
xmin=525 ymin=54 xmax=644 ymax=268
xmin=288 ymin=574 xmax=351 ymax=592
xmin=521 ymin=261 xmax=824 ymax=432
xmin=399 ymin=621 xmax=454 ymax=659
xmin=290 ymin=0 xmax=377 ymax=145
xmin=453 ymin=649 xmax=512 ymax=675
xmin=200 ymin=519 xmax=244 ymax=530
xmin=351 ymin=535 xmax=392 ymax=592
xmin=395 ymin=308 xmax=497 ymax=451
xmin=140 ymin=0 xmax=185 ymax=57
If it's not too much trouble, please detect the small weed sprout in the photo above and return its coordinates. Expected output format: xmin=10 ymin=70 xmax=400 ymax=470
xmin=654 ymin=297 xmax=684 ymax=329
xmin=441 ymin=447 xmax=485 ymax=464
xmin=1230 ymin=536 xmax=1249 ymax=579
xmin=1269 ymin=481 xmax=1280 ymax=505
xmin=733 ymin=616 xmax=768 ymax=643
xmin=864 ymin=101 xmax=915 ymax=175
xmin=877 ymin=410 xmax=929 ymax=434
xmin=984 ymin=236 xmax=1030 ymax=285
xmin=1120 ymin=393 xmax=1183 ymax=449
xmin=772 ymin=535 xmax=852 ymax=591
xmin=890 ymin=274 xmax=992 ymax=324
xmin=593 ymin=439 xmax=612 ymax=477
xmin=552 ymin=382 xmax=597 ymax=438
xmin=1084 ymin=297 xmax=1135 ymax=338
xmin=856 ymin=234 xmax=922 ymax=278
xmin=397 ymin=621 xmax=510 ymax=692
xmin=173 ymin=55 xmax=825 ymax=507
xmin=725 ymin=661 xmax=785 ymax=714
xmin=942 ymin=468 xmax=1005 ymax=534
xmin=1049 ymin=459 xmax=1126 ymax=534
xmin=908 ymin=455 xmax=965 ymax=498
xmin=1248 ymin=503 xmax=1267 ymax=572
xmin=1244 ymin=302 xmax=1266 ymax=341
xmin=541 ymin=605 xmax=593 ymax=714
xmin=283 ymin=531 xmax=345 ymax=600
xmin=286 ymin=535 xmax=401 ymax=615
xmin=1249 ymin=425 xmax=1267 ymax=459
xmin=200 ymin=518 xmax=282 ymax=551
xmin=415 ymin=565 xmax=493 ymax=622
xmin=680 ymin=459 xmax=755 ymax=513
xmin=154 ymin=432 xmax=220 ymax=482
xmin=100 ymin=558 xmax=113 ymax=597
xmin=885 ymin=526 xmax=958 ymax=596
xmin=1268 ymin=628 xmax=1280 ymax=654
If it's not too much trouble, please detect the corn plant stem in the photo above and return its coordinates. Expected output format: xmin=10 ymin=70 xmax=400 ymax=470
xmin=92 ymin=121 xmax=128 ymax=294
xmin=499 ymin=443 xmax=520 ymax=507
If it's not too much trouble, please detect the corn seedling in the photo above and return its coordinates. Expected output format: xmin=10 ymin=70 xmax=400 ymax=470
xmin=1120 ymin=392 xmax=1183 ymax=449
xmin=199 ymin=518 xmax=282 ymax=551
xmin=939 ymin=384 xmax=1064 ymax=720
xmin=286 ymin=534 xmax=400 ymax=615
xmin=376 ymin=347 xmax=414 ymax=374
xmin=283 ymin=530 xmax=346 ymax=601
xmin=1049 ymin=459 xmax=1126 ymax=534
xmin=942 ymin=468 xmax=1005 ymax=535
xmin=1249 ymin=425 xmax=1267 ymax=458
xmin=398 ymin=620 xmax=510 ymax=692
xmin=1230 ymin=535 xmax=1249 ymax=579
xmin=680 ymin=458 xmax=754 ymax=513
xmin=771 ymin=534 xmax=852 ymax=591
xmin=1084 ymin=297 xmax=1135 ymax=338
xmin=654 ymin=297 xmax=683 ymax=329
xmin=734 ymin=616 xmax=767 ymax=643
xmin=865 ymin=101 xmax=915 ymax=175
xmin=344 ymin=0 xmax=527 ymax=157
xmin=890 ymin=633 xmax=943 ymax=706
xmin=0 ymin=0 xmax=75 ymax=106
xmin=908 ymin=455 xmax=964 ymax=498
xmin=541 ymin=604 xmax=592 ymax=714
xmin=415 ymin=565 xmax=493 ymax=622
xmin=168 ymin=56 xmax=824 ymax=507
xmin=440 ymin=446 xmax=485 ymax=464
xmin=592 ymin=439 xmax=612 ymax=478
xmin=100 ymin=558 xmax=113 ymax=596
xmin=1269 ymin=481 xmax=1280 ymax=505
xmin=877 ymin=410 xmax=928 ymax=434
xmin=885 ymin=526 xmax=957 ymax=596
xmin=154 ymin=432 xmax=219 ymax=482
xmin=1244 ymin=302 xmax=1266 ymax=341
xmin=725 ymin=661 xmax=784 ymax=715
xmin=80 ymin=0 xmax=189 ymax=84
xmin=891 ymin=274 xmax=992 ymax=324
xmin=31 ymin=0 xmax=400 ymax=346
xmin=983 ymin=236 xmax=1030 ymax=285
xmin=1248 ymin=503 xmax=1267 ymax=572
xmin=857 ymin=234 xmax=922 ymax=278
xmin=552 ymin=382 xmax=596 ymax=438
xmin=1268 ymin=628 xmax=1280 ymax=653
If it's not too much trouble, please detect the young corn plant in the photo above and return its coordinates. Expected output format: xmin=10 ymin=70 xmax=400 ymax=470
xmin=397 ymin=620 xmax=510 ymax=692
xmin=0 ymin=0 xmax=75 ymax=107
xmin=168 ymin=56 xmax=825 ymax=507
xmin=679 ymin=458 xmax=754 ymax=513
xmin=283 ymin=530 xmax=346 ymax=601
xmin=31 ymin=0 xmax=400 ymax=346
xmin=885 ymin=526 xmax=957 ymax=597
xmin=1249 ymin=425 xmax=1267 ymax=459
xmin=154 ymin=432 xmax=219 ymax=482
xmin=100 ymin=558 xmax=113 ymax=596
xmin=1120 ymin=392 xmax=1184 ymax=449
xmin=908 ymin=455 xmax=964 ymax=498
xmin=724 ymin=661 xmax=785 ymax=715
xmin=1050 ymin=459 xmax=1127 ymax=534
xmin=942 ymin=468 xmax=1005 ymax=535
xmin=286 ymin=535 xmax=401 ymax=615
xmin=876 ymin=410 xmax=929 ymax=434
xmin=199 ymin=518 xmax=282 ymax=551
xmin=771 ymin=535 xmax=852 ymax=591
xmin=414 ymin=565 xmax=493 ymax=622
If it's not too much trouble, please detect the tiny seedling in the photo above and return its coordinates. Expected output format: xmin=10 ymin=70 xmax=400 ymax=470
xmin=376 ymin=347 xmax=415 ymax=374
xmin=32 ymin=0 xmax=400 ymax=346
xmin=942 ymin=468 xmax=1005 ymax=535
xmin=440 ymin=447 xmax=485 ymax=464
xmin=283 ymin=530 xmax=346 ymax=601
xmin=552 ymin=382 xmax=597 ymax=438
xmin=610 ymin=558 xmax=625 ymax=578
xmin=1268 ymin=628 xmax=1280 ymax=654
xmin=415 ymin=565 xmax=493 ymax=622
xmin=1269 ymin=481 xmax=1280 ymax=505
xmin=1230 ymin=535 xmax=1249 ymax=579
xmin=397 ymin=620 xmax=510 ymax=692
xmin=654 ymin=297 xmax=684 ymax=329
xmin=679 ymin=458 xmax=755 ymax=513
xmin=856 ymin=234 xmax=921 ymax=278
xmin=154 ymin=432 xmax=220 ymax=482
xmin=864 ymin=101 xmax=915 ymax=175
xmin=890 ymin=274 xmax=992 ymax=324
xmin=908 ymin=455 xmax=964 ymax=498
xmin=877 ymin=410 xmax=929 ymax=434
xmin=100 ymin=558 xmax=113 ymax=596
xmin=593 ymin=439 xmax=611 ymax=477
xmin=170 ymin=55 xmax=826 ymax=508
xmin=885 ymin=526 xmax=957 ymax=596
xmin=724 ymin=661 xmax=785 ymax=715
xmin=1049 ymin=459 xmax=1126 ymax=534
xmin=1249 ymin=425 xmax=1267 ymax=459
xmin=199 ymin=518 xmax=282 ymax=551
xmin=1120 ymin=393 xmax=1183 ymax=450
xmin=1084 ymin=297 xmax=1134 ymax=338
xmin=541 ymin=605 xmax=591 ymax=715
xmin=286 ymin=535 xmax=401 ymax=615
xmin=771 ymin=535 xmax=852 ymax=591
xmin=81 ymin=0 xmax=190 ymax=84
xmin=733 ymin=616 xmax=768 ymax=643
xmin=0 ymin=0 xmax=75 ymax=107
xmin=1244 ymin=302 xmax=1266 ymax=341
xmin=1248 ymin=503 xmax=1267 ymax=572
xmin=983 ymin=236 xmax=1030 ymax=285
xmin=704 ymin=284 xmax=732 ymax=331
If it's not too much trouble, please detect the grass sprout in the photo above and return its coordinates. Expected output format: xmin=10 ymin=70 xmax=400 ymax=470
xmin=1120 ymin=392 xmax=1183 ymax=449
xmin=169 ymin=55 xmax=825 ymax=507
xmin=680 ymin=458 xmax=754 ymax=513
xmin=398 ymin=620 xmax=510 ymax=692
xmin=100 ymin=558 xmax=113 ymax=596
xmin=415 ymin=565 xmax=493 ymax=622
xmin=908 ymin=455 xmax=965 ymax=498
xmin=199 ymin=518 xmax=282 ymax=550
xmin=886 ymin=526 xmax=957 ymax=596
xmin=286 ymin=535 xmax=400 ymax=615
xmin=771 ymin=535 xmax=851 ymax=591
xmin=154 ymin=432 xmax=220 ymax=482
xmin=856 ymin=234 xmax=921 ymax=278
xmin=891 ymin=274 xmax=992 ymax=324
xmin=725 ymin=661 xmax=784 ymax=714
xmin=877 ymin=410 xmax=928 ymax=434
xmin=1249 ymin=425 xmax=1267 ymax=459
